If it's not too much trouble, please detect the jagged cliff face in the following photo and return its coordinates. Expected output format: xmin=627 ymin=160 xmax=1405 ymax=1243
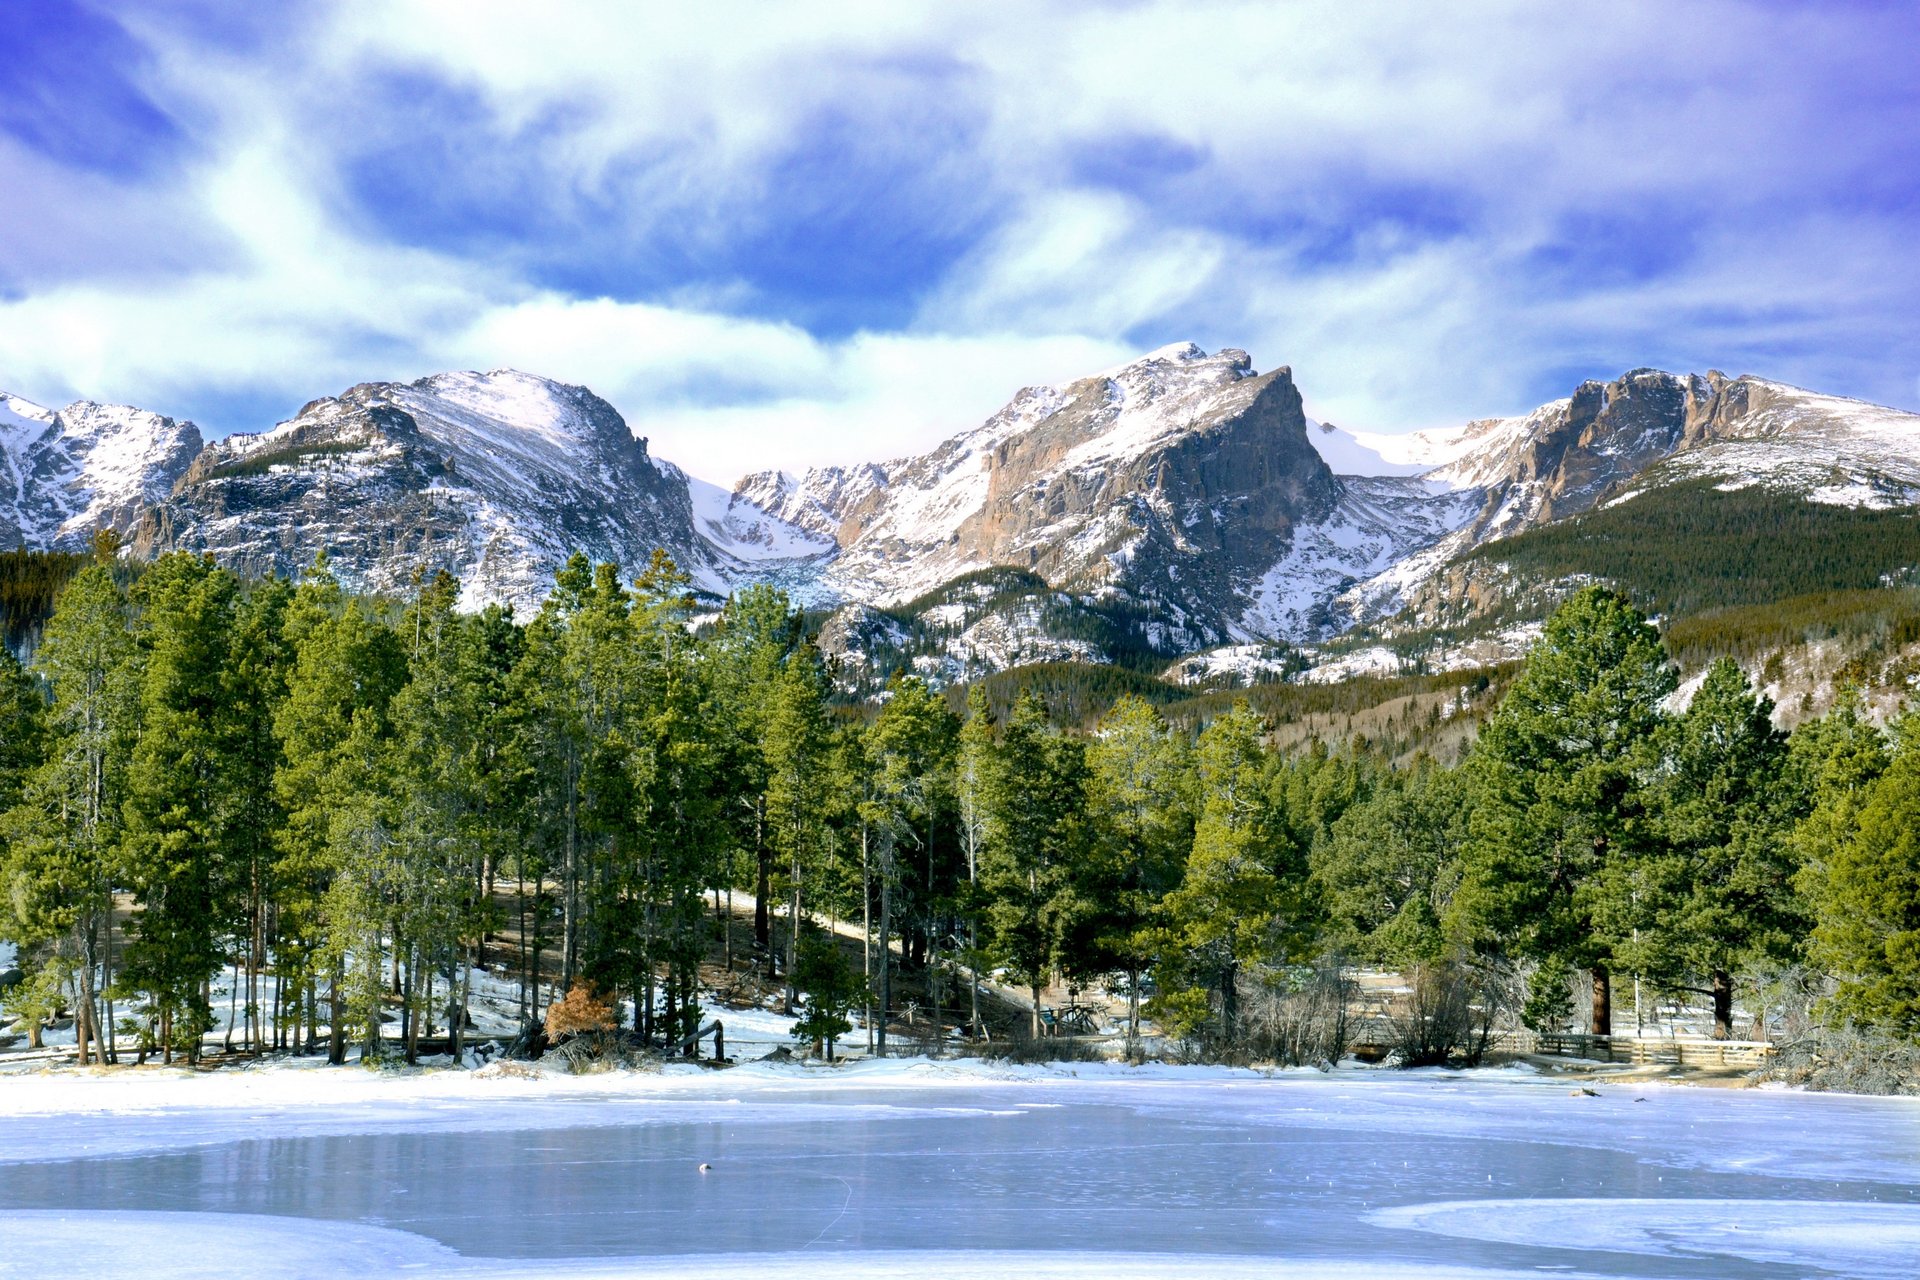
xmin=0 ymin=393 xmax=202 ymax=548
xmin=130 ymin=371 xmax=712 ymax=612
xmin=1332 ymin=368 xmax=1920 ymax=630
xmin=735 ymin=343 xmax=1362 ymax=648
xmin=11 ymin=350 xmax=1920 ymax=683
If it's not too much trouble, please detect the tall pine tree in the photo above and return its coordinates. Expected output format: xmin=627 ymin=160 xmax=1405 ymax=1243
xmin=1459 ymin=587 xmax=1675 ymax=1035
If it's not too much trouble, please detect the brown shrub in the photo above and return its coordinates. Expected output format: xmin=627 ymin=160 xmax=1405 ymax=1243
xmin=545 ymin=982 xmax=616 ymax=1041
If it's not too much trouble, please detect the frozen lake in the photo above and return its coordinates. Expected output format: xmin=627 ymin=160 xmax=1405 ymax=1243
xmin=2 ymin=1062 xmax=1918 ymax=1278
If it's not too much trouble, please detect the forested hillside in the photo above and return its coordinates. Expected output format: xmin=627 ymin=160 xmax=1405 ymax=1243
xmin=5 ymin=546 xmax=1919 ymax=1072
xmin=1460 ymin=482 xmax=1920 ymax=618
xmin=0 ymin=547 xmax=88 ymax=653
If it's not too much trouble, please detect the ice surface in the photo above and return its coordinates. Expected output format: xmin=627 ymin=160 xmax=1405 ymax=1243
xmin=3 ymin=1063 xmax=1917 ymax=1278
xmin=0 ymin=1212 xmax=1623 ymax=1280
xmin=1374 ymin=1197 xmax=1920 ymax=1278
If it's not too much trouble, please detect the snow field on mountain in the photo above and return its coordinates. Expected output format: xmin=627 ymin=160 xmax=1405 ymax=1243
xmin=682 ymin=471 xmax=835 ymax=563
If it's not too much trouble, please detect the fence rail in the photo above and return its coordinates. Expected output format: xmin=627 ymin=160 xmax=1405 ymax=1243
xmin=1525 ymin=1031 xmax=1776 ymax=1068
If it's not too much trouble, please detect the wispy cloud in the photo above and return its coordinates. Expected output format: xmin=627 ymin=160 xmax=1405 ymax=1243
xmin=1 ymin=0 xmax=1915 ymax=481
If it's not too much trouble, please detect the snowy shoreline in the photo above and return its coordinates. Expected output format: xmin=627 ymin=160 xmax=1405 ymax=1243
xmin=0 ymin=1047 xmax=1889 ymax=1114
xmin=5 ymin=1051 xmax=1917 ymax=1165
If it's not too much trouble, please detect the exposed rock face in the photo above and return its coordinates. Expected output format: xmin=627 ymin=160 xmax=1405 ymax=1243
xmin=131 ymin=371 xmax=712 ymax=612
xmin=0 ymin=393 xmax=202 ymax=548
xmin=736 ymin=343 xmax=1353 ymax=649
xmin=14 ymin=349 xmax=1920 ymax=685
xmin=1334 ymin=368 xmax=1920 ymax=630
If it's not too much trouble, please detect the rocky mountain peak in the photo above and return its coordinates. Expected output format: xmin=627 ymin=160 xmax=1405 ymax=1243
xmin=716 ymin=344 xmax=1346 ymax=650
xmin=133 ymin=369 xmax=707 ymax=612
xmin=17 ymin=347 xmax=1920 ymax=690
xmin=0 ymin=394 xmax=201 ymax=548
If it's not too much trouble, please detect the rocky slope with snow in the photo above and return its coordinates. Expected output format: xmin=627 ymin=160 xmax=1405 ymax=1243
xmin=9 ymin=351 xmax=1920 ymax=691
xmin=128 ymin=372 xmax=726 ymax=611
xmin=1 ymin=392 xmax=202 ymax=549
xmin=730 ymin=342 xmax=1481 ymax=652
xmin=1324 ymin=368 xmax=1920 ymax=633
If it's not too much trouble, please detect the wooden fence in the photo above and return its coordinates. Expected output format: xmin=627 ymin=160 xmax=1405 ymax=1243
xmin=1526 ymin=1031 xmax=1776 ymax=1069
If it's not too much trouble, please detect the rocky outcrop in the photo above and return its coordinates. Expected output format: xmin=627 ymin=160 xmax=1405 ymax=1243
xmin=1337 ymin=367 xmax=1920 ymax=631
xmin=732 ymin=343 xmax=1347 ymax=649
xmin=131 ymin=371 xmax=713 ymax=612
xmin=0 ymin=394 xmax=202 ymax=549
xmin=16 ymin=349 xmax=1920 ymax=681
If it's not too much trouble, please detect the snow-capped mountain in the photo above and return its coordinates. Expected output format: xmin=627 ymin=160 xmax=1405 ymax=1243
xmin=1328 ymin=368 xmax=1920 ymax=628
xmin=10 ymin=349 xmax=1920 ymax=688
xmin=1 ymin=392 xmax=203 ymax=549
xmin=724 ymin=342 xmax=1480 ymax=650
xmin=130 ymin=371 xmax=722 ymax=611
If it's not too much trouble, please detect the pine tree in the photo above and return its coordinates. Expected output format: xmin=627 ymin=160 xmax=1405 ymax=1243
xmin=1 ymin=561 xmax=138 ymax=1064
xmin=1315 ymin=760 xmax=1468 ymax=968
xmin=274 ymin=564 xmax=406 ymax=1061
xmin=1788 ymin=688 xmax=1889 ymax=910
xmin=1458 ymin=586 xmax=1675 ymax=1035
xmin=319 ymin=705 xmax=400 ymax=1059
xmin=388 ymin=571 xmax=486 ymax=1061
xmin=222 ymin=577 xmax=292 ymax=1053
xmin=1084 ymin=694 xmax=1193 ymax=1050
xmin=1631 ymin=658 xmax=1797 ymax=1037
xmin=627 ymin=549 xmax=722 ymax=1049
xmin=120 ymin=554 xmax=243 ymax=1062
xmin=978 ymin=691 xmax=1083 ymax=1040
xmin=763 ymin=646 xmax=833 ymax=1014
xmin=0 ymin=645 xmax=45 ymax=812
xmin=791 ymin=925 xmax=865 ymax=1060
xmin=954 ymin=686 xmax=995 ymax=1038
xmin=1155 ymin=702 xmax=1300 ymax=1046
xmin=451 ymin=601 xmax=525 ymax=1053
xmin=709 ymin=585 xmax=798 ymax=969
xmin=1796 ymin=701 xmax=1920 ymax=1037
xmin=861 ymin=673 xmax=956 ymax=1052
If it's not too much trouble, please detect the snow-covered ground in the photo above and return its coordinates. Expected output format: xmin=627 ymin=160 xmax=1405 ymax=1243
xmin=2 ymin=1055 xmax=1917 ymax=1278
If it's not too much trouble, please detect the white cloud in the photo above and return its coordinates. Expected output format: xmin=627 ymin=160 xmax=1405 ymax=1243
xmin=2 ymin=0 xmax=1916 ymax=485
xmin=445 ymin=296 xmax=1124 ymax=480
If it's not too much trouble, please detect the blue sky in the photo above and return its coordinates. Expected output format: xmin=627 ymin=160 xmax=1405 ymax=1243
xmin=2 ymin=0 xmax=1917 ymax=481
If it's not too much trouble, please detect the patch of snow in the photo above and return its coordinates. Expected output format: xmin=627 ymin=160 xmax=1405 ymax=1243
xmin=680 ymin=470 xmax=836 ymax=563
xmin=1305 ymin=419 xmax=1439 ymax=478
xmin=1237 ymin=478 xmax=1482 ymax=642
xmin=1373 ymin=1198 xmax=1920 ymax=1279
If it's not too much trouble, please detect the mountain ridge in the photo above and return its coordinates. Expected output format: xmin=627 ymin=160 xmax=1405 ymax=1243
xmin=6 ymin=349 xmax=1919 ymax=688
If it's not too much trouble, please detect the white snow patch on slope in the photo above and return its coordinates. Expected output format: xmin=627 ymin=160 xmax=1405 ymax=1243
xmin=1058 ymin=342 xmax=1253 ymax=471
xmin=1237 ymin=478 xmax=1482 ymax=641
xmin=1305 ymin=420 xmax=1436 ymax=478
xmin=50 ymin=403 xmax=197 ymax=538
xmin=0 ymin=392 xmax=54 ymax=437
xmin=683 ymin=471 xmax=835 ymax=563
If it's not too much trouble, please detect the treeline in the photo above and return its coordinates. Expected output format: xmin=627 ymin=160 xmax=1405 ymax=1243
xmin=0 ymin=546 xmax=90 ymax=653
xmin=4 ymin=552 xmax=1919 ymax=1068
xmin=1462 ymin=480 xmax=1920 ymax=617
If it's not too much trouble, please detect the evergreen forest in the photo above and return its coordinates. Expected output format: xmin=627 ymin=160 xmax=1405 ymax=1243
xmin=4 ymin=545 xmax=1920 ymax=1071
